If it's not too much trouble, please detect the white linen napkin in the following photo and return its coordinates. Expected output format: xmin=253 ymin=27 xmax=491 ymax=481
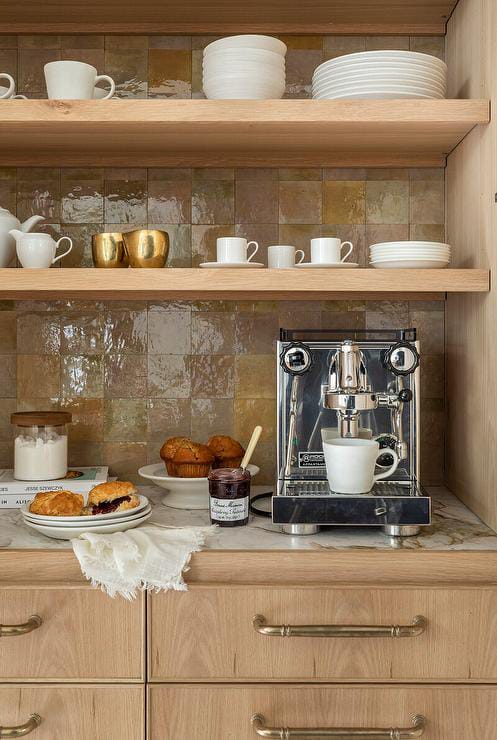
xmin=72 ymin=524 xmax=216 ymax=599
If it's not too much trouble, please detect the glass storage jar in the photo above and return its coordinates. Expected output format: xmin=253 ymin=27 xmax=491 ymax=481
xmin=208 ymin=467 xmax=251 ymax=527
xmin=11 ymin=411 xmax=72 ymax=481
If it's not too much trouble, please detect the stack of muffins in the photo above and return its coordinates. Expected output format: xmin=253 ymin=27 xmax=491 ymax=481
xmin=160 ymin=435 xmax=245 ymax=478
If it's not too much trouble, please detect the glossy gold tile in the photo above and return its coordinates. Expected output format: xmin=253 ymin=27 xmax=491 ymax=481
xmin=279 ymin=181 xmax=322 ymax=224
xmin=104 ymin=442 xmax=147 ymax=483
xmin=278 ymin=224 xmax=317 ymax=256
xmin=323 ymin=36 xmax=366 ymax=59
xmin=191 ymin=224 xmax=231 ymax=265
xmin=17 ymin=313 xmax=60 ymax=354
xmin=322 ymin=224 xmax=367 ymax=266
xmin=0 ymin=312 xmax=16 ymax=354
xmin=60 ymin=224 xmax=101 ymax=268
xmin=366 ymin=180 xmax=409 ymax=224
xmin=61 ymin=168 xmax=104 ymax=224
xmin=60 ymin=35 xmax=104 ymax=49
xmin=148 ymin=173 xmax=191 ymax=223
xmin=323 ymin=181 xmax=366 ymax=224
xmin=18 ymin=49 xmax=60 ymax=94
xmin=58 ymin=398 xmax=104 ymax=442
xmin=148 ymin=354 xmax=191 ymax=398
xmin=279 ymin=168 xmax=322 ymax=181
xmin=149 ymin=49 xmax=191 ymax=97
xmin=17 ymin=168 xmax=60 ymax=222
xmin=104 ymin=47 xmax=148 ymax=98
xmin=191 ymin=312 xmax=235 ymax=355
xmin=192 ymin=178 xmax=234 ymax=225
xmin=409 ymin=224 xmax=445 ymax=242
xmin=366 ymin=224 xmax=409 ymax=248
xmin=410 ymin=180 xmax=444 ymax=225
xmin=366 ymin=36 xmax=410 ymax=51
xmin=149 ymin=223 xmax=192 ymax=267
xmin=104 ymin=354 xmax=147 ymax=398
xmin=104 ymin=398 xmax=147 ymax=442
xmin=234 ymin=398 xmax=276 ymax=444
xmin=0 ymin=356 xmax=16 ymax=397
xmin=104 ymin=169 xmax=147 ymax=224
xmin=279 ymin=35 xmax=323 ymax=50
xmin=68 ymin=441 xmax=104 ymax=468
xmin=148 ymin=310 xmax=192 ymax=354
xmin=61 ymin=313 xmax=104 ymax=354
xmin=409 ymin=309 xmax=444 ymax=354
xmin=191 ymin=355 xmax=234 ymax=398
xmin=17 ymin=355 xmax=60 ymax=398
xmin=410 ymin=36 xmax=445 ymax=61
xmin=234 ymin=355 xmax=276 ymax=399
xmin=190 ymin=398 xmax=234 ymax=440
xmin=285 ymin=49 xmax=323 ymax=97
xmin=147 ymin=398 xmax=191 ymax=443
xmin=235 ymin=178 xmax=278 ymax=224
xmin=103 ymin=309 xmax=147 ymax=354
xmin=235 ymin=313 xmax=279 ymax=355
xmin=0 ymin=49 xmax=16 ymax=78
xmin=61 ymin=355 xmax=103 ymax=398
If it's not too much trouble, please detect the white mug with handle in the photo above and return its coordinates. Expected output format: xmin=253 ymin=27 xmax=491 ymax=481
xmin=0 ymin=73 xmax=15 ymax=99
xmin=9 ymin=230 xmax=73 ymax=269
xmin=323 ymin=437 xmax=399 ymax=494
xmin=268 ymin=245 xmax=305 ymax=268
xmin=216 ymin=237 xmax=259 ymax=264
xmin=311 ymin=237 xmax=354 ymax=264
xmin=44 ymin=61 xmax=115 ymax=100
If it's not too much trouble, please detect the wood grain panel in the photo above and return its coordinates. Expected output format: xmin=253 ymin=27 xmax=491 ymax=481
xmin=149 ymin=586 xmax=497 ymax=682
xmin=0 ymin=589 xmax=144 ymax=680
xmin=0 ymin=685 xmax=143 ymax=740
xmin=0 ymin=268 xmax=488 ymax=300
xmin=0 ymin=99 xmax=488 ymax=168
xmin=0 ymin=0 xmax=456 ymax=35
xmin=445 ymin=0 xmax=497 ymax=531
xmin=3 ymin=549 xmax=497 ymax=586
xmin=148 ymin=684 xmax=497 ymax=739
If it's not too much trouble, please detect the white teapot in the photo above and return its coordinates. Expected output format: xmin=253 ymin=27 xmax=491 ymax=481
xmin=0 ymin=208 xmax=44 ymax=267
xmin=9 ymin=230 xmax=73 ymax=269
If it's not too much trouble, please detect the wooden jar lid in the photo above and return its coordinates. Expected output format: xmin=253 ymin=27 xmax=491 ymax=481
xmin=11 ymin=411 xmax=72 ymax=427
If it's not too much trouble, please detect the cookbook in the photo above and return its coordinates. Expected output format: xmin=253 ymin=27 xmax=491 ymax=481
xmin=0 ymin=467 xmax=109 ymax=508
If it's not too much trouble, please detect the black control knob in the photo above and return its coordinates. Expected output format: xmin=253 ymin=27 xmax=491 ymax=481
xmin=398 ymin=388 xmax=413 ymax=403
xmin=383 ymin=341 xmax=420 ymax=377
xmin=279 ymin=342 xmax=313 ymax=376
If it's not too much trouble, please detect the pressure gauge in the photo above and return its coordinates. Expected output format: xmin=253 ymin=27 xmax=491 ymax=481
xmin=279 ymin=342 xmax=313 ymax=376
xmin=383 ymin=341 xmax=420 ymax=377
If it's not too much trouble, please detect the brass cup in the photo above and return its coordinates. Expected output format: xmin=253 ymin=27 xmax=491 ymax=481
xmin=123 ymin=229 xmax=169 ymax=268
xmin=92 ymin=232 xmax=129 ymax=268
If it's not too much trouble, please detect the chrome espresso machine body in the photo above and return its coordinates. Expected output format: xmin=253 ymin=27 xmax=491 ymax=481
xmin=274 ymin=329 xmax=430 ymax=537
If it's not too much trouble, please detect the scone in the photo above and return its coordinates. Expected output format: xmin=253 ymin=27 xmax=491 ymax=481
xmin=29 ymin=490 xmax=84 ymax=517
xmin=160 ymin=436 xmax=192 ymax=476
xmin=173 ymin=441 xmax=214 ymax=478
xmin=207 ymin=435 xmax=245 ymax=469
xmin=86 ymin=481 xmax=139 ymax=515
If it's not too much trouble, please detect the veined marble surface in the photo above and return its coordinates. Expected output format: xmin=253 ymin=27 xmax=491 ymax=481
xmin=0 ymin=485 xmax=496 ymax=551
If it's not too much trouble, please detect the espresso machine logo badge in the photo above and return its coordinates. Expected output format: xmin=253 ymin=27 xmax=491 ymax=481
xmin=298 ymin=451 xmax=324 ymax=467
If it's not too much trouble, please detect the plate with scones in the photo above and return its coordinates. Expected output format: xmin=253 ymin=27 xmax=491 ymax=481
xmin=138 ymin=434 xmax=259 ymax=509
xmin=21 ymin=481 xmax=152 ymax=539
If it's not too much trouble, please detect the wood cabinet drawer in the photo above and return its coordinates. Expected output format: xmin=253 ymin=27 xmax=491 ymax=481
xmin=0 ymin=588 xmax=144 ymax=680
xmin=149 ymin=586 xmax=497 ymax=681
xmin=0 ymin=685 xmax=143 ymax=740
xmin=148 ymin=684 xmax=497 ymax=739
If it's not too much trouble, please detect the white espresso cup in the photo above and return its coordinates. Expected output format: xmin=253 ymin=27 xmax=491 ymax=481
xmin=16 ymin=234 xmax=73 ymax=269
xmin=311 ymin=237 xmax=353 ymax=264
xmin=323 ymin=438 xmax=399 ymax=494
xmin=216 ymin=237 xmax=259 ymax=264
xmin=268 ymin=245 xmax=305 ymax=268
xmin=0 ymin=73 xmax=15 ymax=99
xmin=44 ymin=61 xmax=115 ymax=100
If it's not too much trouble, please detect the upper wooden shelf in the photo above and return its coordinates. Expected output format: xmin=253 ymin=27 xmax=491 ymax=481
xmin=0 ymin=268 xmax=489 ymax=301
xmin=0 ymin=0 xmax=457 ymax=35
xmin=0 ymin=99 xmax=488 ymax=168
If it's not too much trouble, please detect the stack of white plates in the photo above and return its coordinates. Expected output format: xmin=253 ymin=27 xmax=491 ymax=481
xmin=369 ymin=241 xmax=451 ymax=269
xmin=21 ymin=495 xmax=151 ymax=540
xmin=312 ymin=51 xmax=447 ymax=100
xmin=203 ymin=35 xmax=286 ymax=100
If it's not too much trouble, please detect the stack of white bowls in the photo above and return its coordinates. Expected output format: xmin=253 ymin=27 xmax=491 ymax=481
xmin=312 ymin=50 xmax=447 ymax=100
xmin=21 ymin=495 xmax=152 ymax=540
xmin=369 ymin=241 xmax=451 ymax=269
xmin=203 ymin=35 xmax=286 ymax=100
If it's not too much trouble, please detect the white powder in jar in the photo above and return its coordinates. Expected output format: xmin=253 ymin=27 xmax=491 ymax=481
xmin=14 ymin=432 xmax=68 ymax=481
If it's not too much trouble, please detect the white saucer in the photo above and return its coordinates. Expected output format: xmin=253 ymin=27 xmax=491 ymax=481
xmin=199 ymin=262 xmax=264 ymax=268
xmin=138 ymin=462 xmax=260 ymax=510
xmin=24 ymin=509 xmax=152 ymax=540
xmin=296 ymin=262 xmax=359 ymax=269
xmin=21 ymin=495 xmax=149 ymax=523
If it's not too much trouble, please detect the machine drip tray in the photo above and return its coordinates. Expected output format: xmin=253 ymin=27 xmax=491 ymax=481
xmin=273 ymin=479 xmax=431 ymax=527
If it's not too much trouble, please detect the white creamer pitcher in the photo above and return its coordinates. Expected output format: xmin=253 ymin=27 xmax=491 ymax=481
xmin=9 ymin=230 xmax=73 ymax=268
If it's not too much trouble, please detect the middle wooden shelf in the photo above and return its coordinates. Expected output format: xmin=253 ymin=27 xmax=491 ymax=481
xmin=0 ymin=268 xmax=489 ymax=300
xmin=0 ymin=99 xmax=489 ymax=167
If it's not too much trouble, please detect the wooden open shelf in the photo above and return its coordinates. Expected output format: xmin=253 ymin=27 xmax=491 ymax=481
xmin=0 ymin=0 xmax=457 ymax=35
xmin=0 ymin=99 xmax=488 ymax=168
xmin=0 ymin=268 xmax=489 ymax=301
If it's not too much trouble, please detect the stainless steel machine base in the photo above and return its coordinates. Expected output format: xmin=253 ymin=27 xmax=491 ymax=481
xmin=281 ymin=523 xmax=319 ymax=536
xmin=383 ymin=524 xmax=421 ymax=537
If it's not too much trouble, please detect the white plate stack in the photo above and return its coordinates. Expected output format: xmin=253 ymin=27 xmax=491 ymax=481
xmin=369 ymin=241 xmax=451 ymax=269
xmin=203 ymin=35 xmax=286 ymax=100
xmin=312 ymin=50 xmax=447 ymax=100
xmin=21 ymin=495 xmax=152 ymax=540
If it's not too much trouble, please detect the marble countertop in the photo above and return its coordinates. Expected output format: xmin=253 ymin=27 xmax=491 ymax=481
xmin=1 ymin=485 xmax=496 ymax=552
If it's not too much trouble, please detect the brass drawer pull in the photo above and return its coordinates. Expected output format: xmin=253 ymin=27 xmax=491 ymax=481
xmin=0 ymin=616 xmax=42 ymax=638
xmin=0 ymin=714 xmax=41 ymax=737
xmin=251 ymin=713 xmax=426 ymax=739
xmin=252 ymin=614 xmax=426 ymax=638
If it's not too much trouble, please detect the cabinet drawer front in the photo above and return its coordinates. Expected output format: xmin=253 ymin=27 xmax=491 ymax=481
xmin=0 ymin=588 xmax=143 ymax=680
xmin=149 ymin=586 xmax=497 ymax=681
xmin=148 ymin=684 xmax=497 ymax=740
xmin=0 ymin=685 xmax=143 ymax=740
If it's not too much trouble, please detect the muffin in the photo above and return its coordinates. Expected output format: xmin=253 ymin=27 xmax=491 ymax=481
xmin=173 ymin=440 xmax=214 ymax=478
xmin=160 ymin=436 xmax=192 ymax=475
xmin=207 ymin=435 xmax=245 ymax=469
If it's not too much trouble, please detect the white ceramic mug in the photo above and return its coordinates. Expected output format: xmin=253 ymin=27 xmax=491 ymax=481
xmin=16 ymin=233 xmax=73 ymax=268
xmin=44 ymin=61 xmax=115 ymax=100
xmin=323 ymin=438 xmax=399 ymax=494
xmin=0 ymin=73 xmax=15 ymax=99
xmin=216 ymin=237 xmax=258 ymax=264
xmin=311 ymin=237 xmax=354 ymax=264
xmin=268 ymin=245 xmax=305 ymax=268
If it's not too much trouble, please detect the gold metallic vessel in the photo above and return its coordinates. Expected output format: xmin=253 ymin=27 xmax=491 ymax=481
xmin=123 ymin=229 xmax=169 ymax=268
xmin=92 ymin=232 xmax=128 ymax=268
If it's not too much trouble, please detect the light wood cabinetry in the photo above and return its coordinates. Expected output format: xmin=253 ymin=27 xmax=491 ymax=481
xmin=0 ymin=588 xmax=144 ymax=681
xmin=0 ymin=685 xmax=144 ymax=740
xmin=148 ymin=684 xmax=497 ymax=739
xmin=149 ymin=585 xmax=497 ymax=682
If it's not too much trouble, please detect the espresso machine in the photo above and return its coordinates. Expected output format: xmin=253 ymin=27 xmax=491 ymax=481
xmin=273 ymin=328 xmax=431 ymax=537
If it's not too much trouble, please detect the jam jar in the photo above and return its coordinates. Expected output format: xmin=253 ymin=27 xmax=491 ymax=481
xmin=11 ymin=411 xmax=72 ymax=481
xmin=208 ymin=467 xmax=251 ymax=527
